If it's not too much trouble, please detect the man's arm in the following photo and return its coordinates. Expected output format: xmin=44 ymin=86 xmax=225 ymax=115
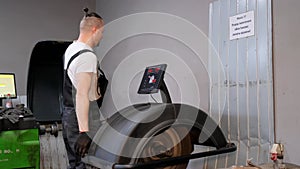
xmin=75 ymin=72 xmax=93 ymax=132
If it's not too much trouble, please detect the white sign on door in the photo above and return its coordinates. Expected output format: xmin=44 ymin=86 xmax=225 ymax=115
xmin=229 ymin=10 xmax=255 ymax=40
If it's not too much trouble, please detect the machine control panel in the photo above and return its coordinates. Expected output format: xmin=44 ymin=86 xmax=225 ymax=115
xmin=138 ymin=64 xmax=167 ymax=94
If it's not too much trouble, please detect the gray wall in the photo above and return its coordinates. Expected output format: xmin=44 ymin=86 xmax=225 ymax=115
xmin=273 ymin=0 xmax=300 ymax=165
xmin=96 ymin=0 xmax=213 ymax=118
xmin=0 ymin=0 xmax=96 ymax=96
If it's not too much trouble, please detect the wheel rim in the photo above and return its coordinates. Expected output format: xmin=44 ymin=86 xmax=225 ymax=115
xmin=134 ymin=126 xmax=192 ymax=169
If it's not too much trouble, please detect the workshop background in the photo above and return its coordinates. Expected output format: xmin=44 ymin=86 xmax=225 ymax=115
xmin=0 ymin=0 xmax=299 ymax=168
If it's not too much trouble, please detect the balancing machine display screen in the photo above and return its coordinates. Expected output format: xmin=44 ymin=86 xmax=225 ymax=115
xmin=0 ymin=73 xmax=17 ymax=99
xmin=138 ymin=64 xmax=167 ymax=94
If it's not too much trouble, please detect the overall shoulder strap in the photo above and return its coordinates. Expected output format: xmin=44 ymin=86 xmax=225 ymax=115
xmin=66 ymin=49 xmax=94 ymax=69
xmin=98 ymin=66 xmax=106 ymax=78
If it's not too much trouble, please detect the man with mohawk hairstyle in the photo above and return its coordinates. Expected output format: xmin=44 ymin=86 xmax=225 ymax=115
xmin=62 ymin=8 xmax=104 ymax=169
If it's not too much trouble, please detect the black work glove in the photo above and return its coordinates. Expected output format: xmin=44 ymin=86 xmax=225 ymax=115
xmin=74 ymin=132 xmax=92 ymax=157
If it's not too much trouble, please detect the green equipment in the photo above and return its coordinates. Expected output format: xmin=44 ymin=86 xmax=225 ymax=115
xmin=0 ymin=108 xmax=40 ymax=169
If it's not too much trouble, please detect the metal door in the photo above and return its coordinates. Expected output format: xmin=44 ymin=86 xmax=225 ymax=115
xmin=207 ymin=0 xmax=273 ymax=168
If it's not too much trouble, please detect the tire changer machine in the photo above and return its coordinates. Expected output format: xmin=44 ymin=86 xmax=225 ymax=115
xmin=83 ymin=64 xmax=237 ymax=168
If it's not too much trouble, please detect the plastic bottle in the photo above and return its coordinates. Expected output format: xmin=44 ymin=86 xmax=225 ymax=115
xmin=5 ymin=94 xmax=13 ymax=108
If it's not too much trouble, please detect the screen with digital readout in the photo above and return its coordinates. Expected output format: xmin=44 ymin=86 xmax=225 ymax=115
xmin=0 ymin=73 xmax=17 ymax=99
xmin=138 ymin=64 xmax=167 ymax=94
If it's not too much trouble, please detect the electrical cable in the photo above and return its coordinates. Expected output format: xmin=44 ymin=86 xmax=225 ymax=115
xmin=150 ymin=94 xmax=158 ymax=103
